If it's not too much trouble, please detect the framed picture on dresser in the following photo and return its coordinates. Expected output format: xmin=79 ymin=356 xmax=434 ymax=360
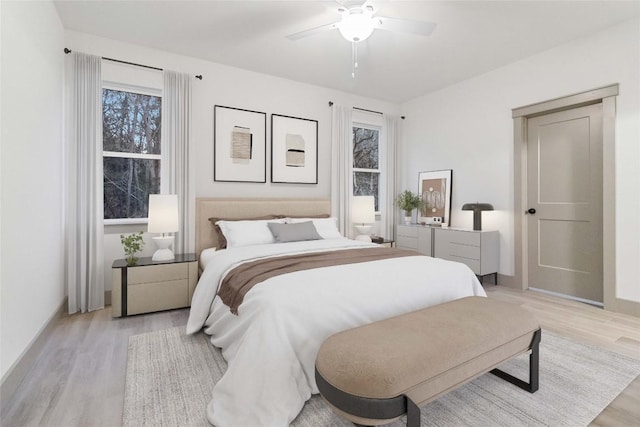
xmin=271 ymin=114 xmax=318 ymax=184
xmin=214 ymin=105 xmax=266 ymax=183
xmin=418 ymin=169 xmax=453 ymax=226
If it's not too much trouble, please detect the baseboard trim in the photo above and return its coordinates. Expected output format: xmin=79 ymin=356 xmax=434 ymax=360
xmin=0 ymin=298 xmax=67 ymax=405
xmin=613 ymin=297 xmax=640 ymax=317
xmin=529 ymin=287 xmax=604 ymax=308
xmin=497 ymin=274 xmax=520 ymax=289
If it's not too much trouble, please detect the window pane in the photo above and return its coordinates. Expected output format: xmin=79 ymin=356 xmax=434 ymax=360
xmin=102 ymin=89 xmax=161 ymax=154
xmin=353 ymin=127 xmax=379 ymax=169
xmin=353 ymin=172 xmax=379 ymax=211
xmin=104 ymin=157 xmax=160 ymax=219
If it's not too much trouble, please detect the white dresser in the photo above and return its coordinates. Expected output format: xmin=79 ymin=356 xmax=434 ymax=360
xmin=434 ymin=228 xmax=499 ymax=281
xmin=396 ymin=224 xmax=499 ymax=283
xmin=396 ymin=224 xmax=433 ymax=256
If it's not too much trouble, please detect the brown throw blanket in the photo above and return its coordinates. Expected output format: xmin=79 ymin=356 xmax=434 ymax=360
xmin=218 ymin=247 xmax=421 ymax=314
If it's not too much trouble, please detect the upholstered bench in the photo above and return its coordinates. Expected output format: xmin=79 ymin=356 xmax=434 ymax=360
xmin=315 ymin=296 xmax=541 ymax=426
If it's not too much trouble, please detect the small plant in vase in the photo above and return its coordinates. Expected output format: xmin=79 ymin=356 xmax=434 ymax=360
xmin=120 ymin=232 xmax=145 ymax=266
xmin=395 ymin=190 xmax=423 ymax=225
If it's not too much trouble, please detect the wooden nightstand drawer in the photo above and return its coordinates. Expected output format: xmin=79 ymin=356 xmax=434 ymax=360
xmin=127 ymin=263 xmax=188 ymax=284
xmin=127 ymin=279 xmax=189 ymax=315
xmin=112 ymin=254 xmax=197 ymax=317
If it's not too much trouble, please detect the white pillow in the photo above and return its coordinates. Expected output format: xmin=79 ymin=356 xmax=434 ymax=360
xmin=199 ymin=247 xmax=217 ymax=271
xmin=286 ymin=217 xmax=343 ymax=239
xmin=216 ymin=219 xmax=285 ymax=248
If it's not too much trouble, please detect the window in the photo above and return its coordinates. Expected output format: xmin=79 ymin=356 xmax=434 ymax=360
xmin=102 ymin=88 xmax=161 ymax=221
xmin=352 ymin=125 xmax=380 ymax=211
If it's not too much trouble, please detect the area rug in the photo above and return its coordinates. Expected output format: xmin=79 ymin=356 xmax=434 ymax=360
xmin=123 ymin=326 xmax=640 ymax=427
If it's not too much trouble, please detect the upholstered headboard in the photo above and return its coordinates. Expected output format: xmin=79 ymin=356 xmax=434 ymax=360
xmin=195 ymin=198 xmax=331 ymax=257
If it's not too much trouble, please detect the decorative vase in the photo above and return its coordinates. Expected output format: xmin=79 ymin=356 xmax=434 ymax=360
xmin=404 ymin=212 xmax=412 ymax=225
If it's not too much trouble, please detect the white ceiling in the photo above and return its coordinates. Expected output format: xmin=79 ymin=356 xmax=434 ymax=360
xmin=53 ymin=0 xmax=640 ymax=103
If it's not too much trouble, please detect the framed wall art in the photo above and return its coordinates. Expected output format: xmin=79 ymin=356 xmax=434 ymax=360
xmin=214 ymin=105 xmax=266 ymax=183
xmin=271 ymin=114 xmax=318 ymax=184
xmin=418 ymin=169 xmax=453 ymax=226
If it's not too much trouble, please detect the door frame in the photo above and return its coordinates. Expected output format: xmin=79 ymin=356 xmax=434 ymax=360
xmin=512 ymin=84 xmax=619 ymax=312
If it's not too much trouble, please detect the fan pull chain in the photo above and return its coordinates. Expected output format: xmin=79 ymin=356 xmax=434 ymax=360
xmin=351 ymin=42 xmax=359 ymax=79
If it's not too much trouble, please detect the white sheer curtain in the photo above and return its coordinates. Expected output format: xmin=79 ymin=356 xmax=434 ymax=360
xmin=384 ymin=115 xmax=400 ymax=239
xmin=65 ymin=52 xmax=104 ymax=314
xmin=162 ymin=70 xmax=194 ymax=254
xmin=330 ymin=105 xmax=353 ymax=237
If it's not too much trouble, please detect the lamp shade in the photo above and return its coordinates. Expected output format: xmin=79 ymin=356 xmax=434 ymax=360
xmin=462 ymin=203 xmax=494 ymax=211
xmin=352 ymin=196 xmax=375 ymax=224
xmin=148 ymin=194 xmax=179 ymax=233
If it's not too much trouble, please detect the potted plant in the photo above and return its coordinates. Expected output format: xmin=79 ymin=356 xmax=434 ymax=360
xmin=395 ymin=190 xmax=423 ymax=225
xmin=120 ymin=231 xmax=145 ymax=266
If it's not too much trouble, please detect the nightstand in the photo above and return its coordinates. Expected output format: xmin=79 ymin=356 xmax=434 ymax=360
xmin=112 ymin=253 xmax=198 ymax=317
xmin=376 ymin=239 xmax=395 ymax=248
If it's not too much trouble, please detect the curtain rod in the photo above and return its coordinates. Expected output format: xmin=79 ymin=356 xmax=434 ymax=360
xmin=328 ymin=101 xmax=405 ymax=119
xmin=64 ymin=48 xmax=203 ymax=80
xmin=354 ymin=106 xmax=383 ymax=115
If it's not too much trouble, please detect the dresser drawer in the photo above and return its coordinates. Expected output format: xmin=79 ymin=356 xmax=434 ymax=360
xmin=396 ymin=235 xmax=418 ymax=250
xmin=397 ymin=225 xmax=418 ymax=238
xmin=437 ymin=242 xmax=481 ymax=260
xmin=443 ymin=256 xmax=481 ymax=275
xmin=127 ymin=279 xmax=189 ymax=315
xmin=127 ymin=263 xmax=188 ymax=284
xmin=433 ymin=229 xmax=499 ymax=276
xmin=438 ymin=229 xmax=480 ymax=247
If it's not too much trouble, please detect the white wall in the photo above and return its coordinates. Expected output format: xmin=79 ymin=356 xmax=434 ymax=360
xmin=400 ymin=19 xmax=640 ymax=303
xmin=64 ymin=31 xmax=400 ymax=290
xmin=0 ymin=1 xmax=66 ymax=379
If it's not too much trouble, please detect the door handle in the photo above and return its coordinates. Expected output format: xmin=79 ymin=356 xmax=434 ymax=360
xmin=527 ymin=208 xmax=536 ymax=215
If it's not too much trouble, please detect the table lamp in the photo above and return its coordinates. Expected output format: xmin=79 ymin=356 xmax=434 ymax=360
xmin=148 ymin=194 xmax=179 ymax=261
xmin=352 ymin=196 xmax=375 ymax=242
xmin=462 ymin=202 xmax=494 ymax=231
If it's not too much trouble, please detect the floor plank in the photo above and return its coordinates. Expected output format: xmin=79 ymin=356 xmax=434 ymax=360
xmin=1 ymin=286 xmax=639 ymax=426
xmin=1 ymin=307 xmax=188 ymax=427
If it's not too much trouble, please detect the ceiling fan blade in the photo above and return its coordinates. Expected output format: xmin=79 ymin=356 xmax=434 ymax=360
xmin=286 ymin=22 xmax=339 ymax=41
xmin=374 ymin=16 xmax=437 ymax=37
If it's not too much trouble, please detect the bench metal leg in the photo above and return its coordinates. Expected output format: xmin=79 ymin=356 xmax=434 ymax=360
xmin=406 ymin=397 xmax=420 ymax=427
xmin=490 ymin=328 xmax=541 ymax=393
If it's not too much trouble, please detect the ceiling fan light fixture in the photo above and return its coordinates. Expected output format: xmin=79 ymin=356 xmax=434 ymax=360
xmin=338 ymin=8 xmax=375 ymax=43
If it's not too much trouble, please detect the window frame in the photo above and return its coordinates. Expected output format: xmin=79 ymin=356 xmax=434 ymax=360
xmin=351 ymin=122 xmax=382 ymax=214
xmin=102 ymin=82 xmax=163 ymax=226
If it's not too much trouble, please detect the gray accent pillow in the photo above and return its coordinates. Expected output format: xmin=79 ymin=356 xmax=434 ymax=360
xmin=268 ymin=221 xmax=322 ymax=243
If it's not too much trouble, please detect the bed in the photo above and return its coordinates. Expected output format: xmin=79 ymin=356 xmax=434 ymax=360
xmin=187 ymin=198 xmax=486 ymax=427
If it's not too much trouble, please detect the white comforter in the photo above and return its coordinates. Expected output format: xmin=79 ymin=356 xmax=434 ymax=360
xmin=187 ymin=239 xmax=486 ymax=427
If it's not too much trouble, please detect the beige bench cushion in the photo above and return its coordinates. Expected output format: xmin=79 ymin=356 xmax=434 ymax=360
xmin=316 ymin=296 xmax=540 ymax=406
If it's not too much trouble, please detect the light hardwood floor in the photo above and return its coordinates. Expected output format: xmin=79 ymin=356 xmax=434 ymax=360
xmin=1 ymin=286 xmax=639 ymax=426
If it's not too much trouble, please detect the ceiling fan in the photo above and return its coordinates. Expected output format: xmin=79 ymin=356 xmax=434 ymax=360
xmin=285 ymin=2 xmax=437 ymax=44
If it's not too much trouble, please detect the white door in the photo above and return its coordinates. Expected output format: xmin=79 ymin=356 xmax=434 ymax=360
xmin=526 ymin=103 xmax=603 ymax=302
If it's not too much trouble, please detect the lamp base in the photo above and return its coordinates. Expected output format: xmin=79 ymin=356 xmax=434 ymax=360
xmin=152 ymin=236 xmax=175 ymax=261
xmin=473 ymin=211 xmax=482 ymax=231
xmin=354 ymin=225 xmax=372 ymax=242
